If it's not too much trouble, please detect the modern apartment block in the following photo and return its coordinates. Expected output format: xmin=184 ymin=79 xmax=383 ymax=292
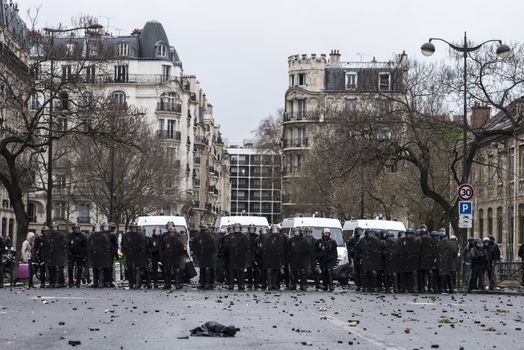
xmin=282 ymin=49 xmax=407 ymax=217
xmin=227 ymin=141 xmax=281 ymax=225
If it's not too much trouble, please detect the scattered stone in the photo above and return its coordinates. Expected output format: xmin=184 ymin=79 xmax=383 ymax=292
xmin=68 ymin=340 xmax=81 ymax=347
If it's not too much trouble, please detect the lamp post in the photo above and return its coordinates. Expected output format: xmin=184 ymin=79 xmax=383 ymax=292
xmin=42 ymin=23 xmax=102 ymax=226
xmin=420 ymin=33 xmax=510 ymax=240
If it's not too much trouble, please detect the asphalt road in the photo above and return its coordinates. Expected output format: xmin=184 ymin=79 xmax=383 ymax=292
xmin=0 ymin=284 xmax=523 ymax=350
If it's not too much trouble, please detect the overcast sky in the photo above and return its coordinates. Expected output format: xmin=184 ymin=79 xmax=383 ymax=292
xmin=19 ymin=0 xmax=524 ymax=141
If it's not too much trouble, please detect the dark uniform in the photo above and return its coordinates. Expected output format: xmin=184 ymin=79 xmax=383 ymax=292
xmin=67 ymin=227 xmax=87 ymax=287
xmin=195 ymin=226 xmax=218 ymax=289
xmin=398 ymin=230 xmax=420 ymax=292
xmin=316 ymin=230 xmax=338 ymax=291
xmin=160 ymin=229 xmax=186 ymax=289
xmin=42 ymin=229 xmax=67 ymax=288
xmin=485 ymin=237 xmax=501 ymax=290
xmin=468 ymin=240 xmax=487 ymax=292
xmin=518 ymin=243 xmax=524 ymax=284
xmin=437 ymin=234 xmax=452 ymax=293
xmin=346 ymin=232 xmax=361 ymax=291
xmin=383 ymin=233 xmax=400 ymax=292
xmin=0 ymin=235 xmax=4 ymax=288
xmin=104 ymin=225 xmax=119 ymax=288
xmin=288 ymin=229 xmax=310 ymax=291
xmin=262 ymin=226 xmax=287 ymax=290
xmin=88 ymin=229 xmax=113 ymax=287
xmin=225 ymin=224 xmax=249 ymax=290
xmin=147 ymin=230 xmax=163 ymax=288
xmin=447 ymin=236 xmax=459 ymax=292
xmin=304 ymin=228 xmax=320 ymax=290
xmin=359 ymin=231 xmax=383 ymax=292
xmin=246 ymin=227 xmax=260 ymax=289
xmin=215 ymin=229 xmax=229 ymax=284
xmin=418 ymin=230 xmax=435 ymax=292
xmin=121 ymin=227 xmax=148 ymax=289
xmin=30 ymin=232 xmax=45 ymax=287
xmin=255 ymin=228 xmax=268 ymax=289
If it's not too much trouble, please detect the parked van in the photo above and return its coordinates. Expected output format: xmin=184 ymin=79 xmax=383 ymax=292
xmin=136 ymin=215 xmax=191 ymax=255
xmin=342 ymin=219 xmax=406 ymax=239
xmin=281 ymin=217 xmax=349 ymax=285
xmin=214 ymin=215 xmax=270 ymax=233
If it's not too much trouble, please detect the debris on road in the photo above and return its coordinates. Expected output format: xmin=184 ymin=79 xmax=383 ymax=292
xmin=190 ymin=321 xmax=239 ymax=337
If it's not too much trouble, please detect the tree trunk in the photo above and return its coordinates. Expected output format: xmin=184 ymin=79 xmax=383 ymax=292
xmin=9 ymin=188 xmax=29 ymax=259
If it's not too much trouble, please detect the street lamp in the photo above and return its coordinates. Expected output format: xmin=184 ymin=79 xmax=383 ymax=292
xmin=42 ymin=23 xmax=103 ymax=226
xmin=420 ymin=33 xmax=510 ymax=239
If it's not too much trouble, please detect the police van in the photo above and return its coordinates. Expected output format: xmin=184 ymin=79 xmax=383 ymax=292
xmin=214 ymin=215 xmax=270 ymax=234
xmin=136 ymin=215 xmax=191 ymax=256
xmin=342 ymin=219 xmax=406 ymax=239
xmin=281 ymin=217 xmax=349 ymax=285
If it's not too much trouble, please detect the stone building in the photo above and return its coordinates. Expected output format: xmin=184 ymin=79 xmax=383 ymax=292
xmin=0 ymin=0 xmax=29 ymax=245
xmin=227 ymin=140 xmax=281 ymax=224
xmin=282 ymin=49 xmax=407 ymax=217
xmin=27 ymin=20 xmax=229 ymax=231
xmin=472 ymin=98 xmax=524 ymax=261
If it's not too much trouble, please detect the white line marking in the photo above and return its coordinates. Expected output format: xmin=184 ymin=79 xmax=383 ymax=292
xmin=319 ymin=313 xmax=407 ymax=350
xmin=30 ymin=296 xmax=98 ymax=300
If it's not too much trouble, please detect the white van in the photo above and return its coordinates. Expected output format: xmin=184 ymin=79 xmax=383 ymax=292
xmin=342 ymin=219 xmax=406 ymax=239
xmin=136 ymin=215 xmax=191 ymax=254
xmin=281 ymin=217 xmax=349 ymax=284
xmin=214 ymin=215 xmax=270 ymax=233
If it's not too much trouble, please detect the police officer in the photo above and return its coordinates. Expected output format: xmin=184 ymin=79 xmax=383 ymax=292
xmin=147 ymin=227 xmax=163 ymax=288
xmin=304 ymin=227 xmax=320 ymax=290
xmin=316 ymin=228 xmax=338 ymax=291
xmin=518 ymin=242 xmax=524 ymax=284
xmin=31 ymin=229 xmax=46 ymax=288
xmin=288 ymin=227 xmax=310 ymax=291
xmin=225 ymin=223 xmax=249 ymax=290
xmin=160 ymin=222 xmax=185 ymax=290
xmin=121 ymin=223 xmax=148 ymax=289
xmin=68 ymin=224 xmax=87 ymax=287
xmin=256 ymin=227 xmax=268 ymax=289
xmin=0 ymin=234 xmax=4 ymax=288
xmin=194 ymin=224 xmax=217 ymax=290
xmin=485 ymin=235 xmax=501 ymax=290
xmin=398 ymin=228 xmax=420 ymax=293
xmin=417 ymin=228 xmax=434 ymax=293
xmin=468 ymin=238 xmax=487 ymax=292
xmin=246 ymin=224 xmax=259 ymax=289
xmin=87 ymin=225 xmax=112 ymax=288
xmin=43 ymin=225 xmax=67 ymax=288
xmin=346 ymin=230 xmax=361 ymax=291
xmin=437 ymin=232 xmax=451 ymax=293
xmin=382 ymin=231 xmax=398 ymax=293
xmin=104 ymin=223 xmax=119 ymax=288
xmin=262 ymin=225 xmax=287 ymax=290
xmin=429 ymin=231 xmax=442 ymax=292
xmin=462 ymin=237 xmax=475 ymax=290
xmin=215 ymin=228 xmax=229 ymax=284
xmin=448 ymin=235 xmax=459 ymax=292
xmin=359 ymin=229 xmax=382 ymax=292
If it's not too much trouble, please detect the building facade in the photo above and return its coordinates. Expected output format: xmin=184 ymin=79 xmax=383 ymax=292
xmin=282 ymin=50 xmax=407 ymax=217
xmin=227 ymin=141 xmax=281 ymax=224
xmin=472 ymin=100 xmax=524 ymax=261
xmin=27 ymin=20 xmax=230 ymax=231
xmin=0 ymin=1 xmax=29 ymax=245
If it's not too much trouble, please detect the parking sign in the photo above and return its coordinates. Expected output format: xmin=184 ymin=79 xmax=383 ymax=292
xmin=458 ymin=201 xmax=473 ymax=215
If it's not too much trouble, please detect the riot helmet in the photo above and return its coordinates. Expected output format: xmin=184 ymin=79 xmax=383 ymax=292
xmin=430 ymin=231 xmax=440 ymax=238
xmin=292 ymin=227 xmax=302 ymax=236
xmin=322 ymin=228 xmax=331 ymax=239
xmin=304 ymin=227 xmax=313 ymax=237
xmin=449 ymin=235 xmax=458 ymax=241
xmin=405 ymin=228 xmax=415 ymax=236
xmin=247 ymin=224 xmax=256 ymax=234
xmin=271 ymin=224 xmax=280 ymax=234
xmin=227 ymin=224 xmax=234 ymax=234
xmin=233 ymin=223 xmax=242 ymax=233
xmin=259 ymin=227 xmax=268 ymax=235
xmin=72 ymin=224 xmax=80 ymax=232
xmin=386 ymin=231 xmax=395 ymax=240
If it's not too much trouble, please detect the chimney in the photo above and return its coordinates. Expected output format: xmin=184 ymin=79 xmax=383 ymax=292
xmin=329 ymin=49 xmax=341 ymax=64
xmin=471 ymin=104 xmax=491 ymax=130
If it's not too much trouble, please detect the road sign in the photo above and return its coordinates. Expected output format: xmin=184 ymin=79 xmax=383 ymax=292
xmin=458 ymin=214 xmax=473 ymax=229
xmin=457 ymin=183 xmax=475 ymax=201
xmin=458 ymin=201 xmax=473 ymax=215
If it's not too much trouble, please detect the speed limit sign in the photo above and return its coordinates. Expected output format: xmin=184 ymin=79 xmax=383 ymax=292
xmin=457 ymin=184 xmax=475 ymax=201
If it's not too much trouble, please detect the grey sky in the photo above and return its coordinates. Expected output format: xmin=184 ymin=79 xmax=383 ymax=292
xmin=19 ymin=0 xmax=524 ymax=141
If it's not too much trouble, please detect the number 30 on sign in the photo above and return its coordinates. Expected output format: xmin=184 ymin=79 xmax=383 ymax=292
xmin=457 ymin=184 xmax=475 ymax=201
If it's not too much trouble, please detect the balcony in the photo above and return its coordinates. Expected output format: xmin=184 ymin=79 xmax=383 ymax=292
xmin=77 ymin=216 xmax=91 ymax=224
xmin=194 ymin=156 xmax=201 ymax=164
xmin=92 ymin=74 xmax=181 ymax=86
xmin=283 ymin=111 xmax=320 ymax=123
xmin=194 ymin=136 xmax=207 ymax=146
xmin=194 ymin=178 xmax=201 ymax=187
xmin=156 ymin=102 xmax=182 ymax=114
xmin=156 ymin=130 xmax=181 ymax=141
xmin=283 ymin=138 xmax=309 ymax=149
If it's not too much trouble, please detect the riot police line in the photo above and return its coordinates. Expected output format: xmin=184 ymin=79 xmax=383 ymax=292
xmin=347 ymin=226 xmax=502 ymax=293
xmin=14 ymin=221 xmax=340 ymax=291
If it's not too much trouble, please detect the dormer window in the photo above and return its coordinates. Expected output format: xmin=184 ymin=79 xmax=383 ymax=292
xmin=345 ymin=72 xmax=357 ymax=90
xmin=378 ymin=72 xmax=391 ymax=91
xmin=156 ymin=42 xmax=166 ymax=57
xmin=118 ymin=42 xmax=129 ymax=57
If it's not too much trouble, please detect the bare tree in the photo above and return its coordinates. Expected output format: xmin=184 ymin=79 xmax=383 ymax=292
xmin=253 ymin=109 xmax=283 ymax=154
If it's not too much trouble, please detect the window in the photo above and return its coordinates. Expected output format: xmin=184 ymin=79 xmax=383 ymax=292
xmin=297 ymin=99 xmax=306 ymax=118
xmin=509 ymin=206 xmax=514 ymax=251
xmin=114 ymin=65 xmax=128 ymax=83
xmin=80 ymin=93 xmax=92 ymax=111
xmin=379 ymin=72 xmax=391 ymax=91
xmin=58 ymin=92 xmax=69 ymax=110
xmin=478 ymin=209 xmax=484 ymax=238
xmin=167 ymin=119 xmax=177 ymax=138
xmin=297 ymin=127 xmax=306 ymax=146
xmin=61 ymin=65 xmax=72 ymax=81
xmin=519 ymin=145 xmax=524 ymax=177
xmin=27 ymin=202 xmax=36 ymax=222
xmin=88 ymin=42 xmax=98 ymax=58
xmin=118 ymin=42 xmax=129 ymax=57
xmin=30 ymin=93 xmax=40 ymax=110
xmin=159 ymin=92 xmax=176 ymax=111
xmin=111 ymin=91 xmax=126 ymax=105
xmin=345 ymin=72 xmax=357 ymax=90
xmin=57 ymin=117 xmax=68 ymax=131
xmin=66 ymin=43 xmax=76 ymax=56
xmin=156 ymin=42 xmax=166 ymax=57
xmin=289 ymin=74 xmax=295 ymax=87
xmin=55 ymin=201 xmax=67 ymax=220
xmin=345 ymin=99 xmax=357 ymax=112
xmin=85 ymin=65 xmax=96 ymax=83
xmin=496 ymin=206 xmax=503 ymax=243
xmin=162 ymin=65 xmax=171 ymax=82
xmin=78 ymin=204 xmax=90 ymax=223
xmin=487 ymin=208 xmax=493 ymax=235
xmin=298 ymin=73 xmax=306 ymax=86
xmin=509 ymin=148 xmax=515 ymax=176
